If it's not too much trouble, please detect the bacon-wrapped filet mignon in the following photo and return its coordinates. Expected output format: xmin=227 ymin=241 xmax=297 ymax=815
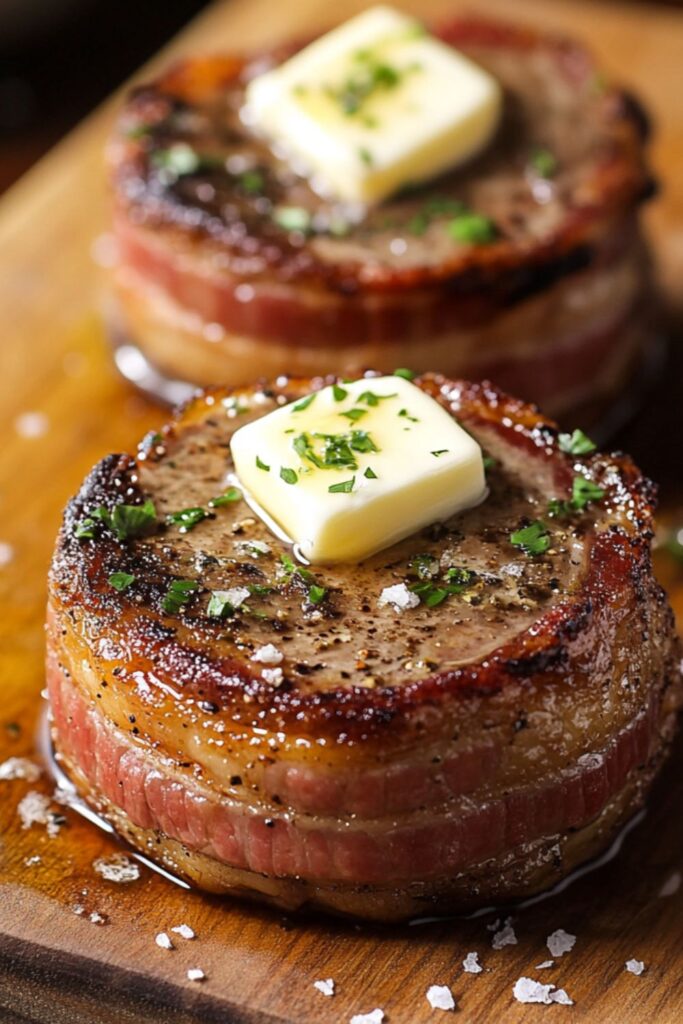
xmin=46 ymin=374 xmax=682 ymax=921
xmin=106 ymin=16 xmax=654 ymax=417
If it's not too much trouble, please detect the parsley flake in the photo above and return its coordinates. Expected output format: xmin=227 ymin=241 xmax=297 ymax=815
xmin=280 ymin=467 xmax=298 ymax=485
xmin=340 ymin=408 xmax=368 ymax=423
xmin=431 ymin=449 xmax=448 ymax=457
xmin=108 ymin=572 xmax=135 ymax=592
xmin=364 ymin=466 xmax=378 ymax=479
xmin=292 ymin=393 xmax=316 ymax=412
xmin=571 ymin=476 xmax=605 ymax=510
xmin=398 ymin=408 xmax=419 ymax=423
xmin=510 ymin=521 xmax=550 ymax=556
xmin=166 ymin=507 xmax=209 ymax=532
xmin=209 ymin=487 xmax=242 ymax=507
xmin=558 ymin=429 xmax=597 ymax=456
xmin=530 ymin=147 xmax=558 ymax=178
xmin=328 ymin=477 xmax=355 ymax=494
xmin=393 ymin=367 xmax=416 ymax=380
xmin=273 ymin=205 xmax=312 ymax=232
xmin=78 ymin=499 xmax=157 ymax=542
xmin=448 ymin=212 xmax=497 ymax=244
xmin=358 ymin=390 xmax=397 ymax=407
xmin=332 ymin=384 xmax=348 ymax=402
xmin=308 ymin=584 xmax=327 ymax=605
xmin=162 ymin=579 xmax=199 ymax=615
xmin=256 ymin=456 xmax=270 ymax=472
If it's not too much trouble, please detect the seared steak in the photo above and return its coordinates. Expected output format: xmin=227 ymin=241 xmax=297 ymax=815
xmin=107 ymin=17 xmax=653 ymax=416
xmin=47 ymin=374 xmax=682 ymax=920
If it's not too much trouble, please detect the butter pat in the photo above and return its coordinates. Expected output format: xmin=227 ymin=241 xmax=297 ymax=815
xmin=244 ymin=5 xmax=501 ymax=204
xmin=230 ymin=376 xmax=486 ymax=564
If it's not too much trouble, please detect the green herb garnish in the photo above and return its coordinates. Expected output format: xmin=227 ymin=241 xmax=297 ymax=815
xmin=239 ymin=169 xmax=265 ymax=194
xmin=358 ymin=147 xmax=373 ymax=166
xmin=364 ymin=466 xmax=378 ymax=479
xmin=530 ymin=147 xmax=557 ymax=178
xmin=448 ymin=212 xmax=497 ymax=244
xmin=431 ymin=450 xmax=448 ymax=457
xmin=166 ymin=507 xmax=209 ymax=532
xmin=409 ymin=568 xmax=476 ymax=607
xmin=151 ymin=144 xmax=201 ymax=177
xmin=510 ymin=521 xmax=550 ymax=556
xmin=570 ymin=476 xmax=605 ymax=510
xmin=308 ymin=584 xmax=327 ymax=605
xmin=273 ymin=206 xmax=312 ymax=232
xmin=332 ymin=384 xmax=348 ymax=402
xmin=292 ymin=393 xmax=316 ymax=412
xmin=558 ymin=429 xmax=597 ymax=456
xmin=329 ymin=477 xmax=355 ymax=493
xmin=358 ymin=390 xmax=397 ymax=407
xmin=394 ymin=367 xmax=415 ymax=380
xmin=256 ymin=456 xmax=270 ymax=472
xmin=207 ymin=591 xmax=239 ymax=619
xmin=209 ymin=487 xmax=242 ymax=507
xmin=280 ymin=467 xmax=298 ymax=485
xmin=108 ymin=572 xmax=135 ymax=592
xmin=162 ymin=579 xmax=199 ymax=615
xmin=340 ymin=408 xmax=368 ymax=423
xmin=398 ymin=408 xmax=418 ymax=423
xmin=77 ymin=499 xmax=157 ymax=543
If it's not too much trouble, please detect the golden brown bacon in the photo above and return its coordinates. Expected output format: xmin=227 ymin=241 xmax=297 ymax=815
xmin=47 ymin=374 xmax=682 ymax=920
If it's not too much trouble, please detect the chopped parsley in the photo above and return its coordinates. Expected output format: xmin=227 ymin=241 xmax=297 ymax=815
xmin=358 ymin=146 xmax=373 ymax=166
xmin=166 ymin=507 xmax=209 ymax=532
xmin=357 ymin=390 xmax=397 ymax=407
xmin=273 ymin=206 xmax=312 ymax=232
xmin=279 ymin=553 xmax=326 ymax=606
xmin=209 ymin=487 xmax=242 ymax=507
xmin=510 ymin=520 xmax=550 ymax=556
xmin=151 ymin=144 xmax=201 ymax=177
xmin=558 ymin=429 xmax=597 ymax=456
xmin=239 ymin=169 xmax=265 ymax=194
xmin=409 ymin=567 xmax=476 ymax=607
xmin=207 ymin=591 xmax=239 ymax=619
xmin=448 ymin=212 xmax=497 ymax=244
xmin=570 ymin=476 xmax=605 ymax=510
xmin=398 ymin=408 xmax=419 ymax=423
xmin=280 ymin=467 xmax=298 ymax=485
xmin=293 ymin=429 xmax=378 ymax=472
xmin=292 ymin=393 xmax=316 ymax=412
xmin=394 ymin=367 xmax=415 ymax=380
xmin=340 ymin=407 xmax=368 ymax=423
xmin=431 ymin=449 xmax=448 ymax=457
xmin=328 ymin=477 xmax=355 ymax=493
xmin=256 ymin=456 xmax=270 ymax=472
xmin=108 ymin=572 xmax=135 ymax=593
xmin=162 ymin=579 xmax=199 ymax=615
xmin=530 ymin=147 xmax=557 ymax=178
xmin=483 ymin=455 xmax=497 ymax=471
xmin=332 ymin=384 xmax=348 ymax=402
xmin=407 ymin=553 xmax=439 ymax=580
xmin=308 ymin=584 xmax=327 ymax=605
xmin=75 ymin=499 xmax=157 ymax=543
xmin=364 ymin=466 xmax=378 ymax=479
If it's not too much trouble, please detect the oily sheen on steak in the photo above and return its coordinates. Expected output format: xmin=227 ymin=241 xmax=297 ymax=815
xmin=107 ymin=16 xmax=653 ymax=416
xmin=46 ymin=375 xmax=682 ymax=921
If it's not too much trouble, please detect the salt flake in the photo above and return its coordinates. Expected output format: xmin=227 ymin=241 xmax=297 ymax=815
xmin=426 ymin=984 xmax=455 ymax=1011
xmin=187 ymin=968 xmax=206 ymax=982
xmin=262 ymin=667 xmax=284 ymax=686
xmin=546 ymin=929 xmax=576 ymax=958
xmin=513 ymin=978 xmax=573 ymax=1005
xmin=463 ymin=952 xmax=482 ymax=974
xmin=536 ymin=961 xmax=555 ymax=970
xmin=18 ymin=791 xmax=62 ymax=836
xmin=0 ymin=757 xmax=41 ymax=782
xmin=350 ymin=1011 xmax=384 ymax=1024
xmin=492 ymin=918 xmax=517 ymax=950
xmin=625 ymin=959 xmax=645 ymax=976
xmin=313 ymin=978 xmax=335 ymax=997
xmin=155 ymin=932 xmax=174 ymax=950
xmin=251 ymin=644 xmax=283 ymax=665
xmin=378 ymin=583 xmax=420 ymax=612
xmin=93 ymin=853 xmax=140 ymax=883
xmin=171 ymin=924 xmax=196 ymax=940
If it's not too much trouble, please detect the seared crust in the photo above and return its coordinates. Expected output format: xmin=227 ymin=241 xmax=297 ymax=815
xmin=109 ymin=16 xmax=653 ymax=302
xmin=47 ymin=374 xmax=682 ymax=917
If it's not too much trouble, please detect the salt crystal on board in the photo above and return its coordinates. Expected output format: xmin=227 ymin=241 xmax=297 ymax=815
xmin=187 ymin=968 xmax=206 ymax=982
xmin=426 ymin=984 xmax=455 ymax=1010
xmin=536 ymin=961 xmax=555 ymax=970
xmin=463 ymin=952 xmax=482 ymax=974
xmin=171 ymin=924 xmax=196 ymax=940
xmin=513 ymin=978 xmax=574 ymax=1005
xmin=625 ymin=959 xmax=646 ymax=976
xmin=17 ymin=791 xmax=62 ymax=836
xmin=313 ymin=979 xmax=335 ymax=997
xmin=155 ymin=932 xmax=174 ymax=950
xmin=491 ymin=918 xmax=517 ymax=949
xmin=350 ymin=1010 xmax=384 ymax=1024
xmin=0 ymin=757 xmax=41 ymax=781
xmin=93 ymin=853 xmax=140 ymax=883
xmin=546 ymin=929 xmax=576 ymax=958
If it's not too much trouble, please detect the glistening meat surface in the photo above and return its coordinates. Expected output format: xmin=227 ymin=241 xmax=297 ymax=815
xmin=47 ymin=375 xmax=682 ymax=919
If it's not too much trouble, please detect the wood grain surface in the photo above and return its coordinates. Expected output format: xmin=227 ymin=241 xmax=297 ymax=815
xmin=0 ymin=2 xmax=682 ymax=1022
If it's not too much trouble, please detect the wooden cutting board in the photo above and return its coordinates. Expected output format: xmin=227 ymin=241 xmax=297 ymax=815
xmin=1 ymin=1 xmax=683 ymax=1021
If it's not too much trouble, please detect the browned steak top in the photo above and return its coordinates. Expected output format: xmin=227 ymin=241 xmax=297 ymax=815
xmin=110 ymin=17 xmax=652 ymax=292
xmin=49 ymin=374 xmax=657 ymax=746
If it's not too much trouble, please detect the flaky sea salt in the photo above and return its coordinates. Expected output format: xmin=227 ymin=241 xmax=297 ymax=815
xmin=262 ymin=667 xmax=284 ymax=686
xmin=313 ymin=978 xmax=335 ymax=997
xmin=235 ymin=539 xmax=271 ymax=558
xmin=187 ymin=968 xmax=206 ymax=982
xmin=547 ymin=929 xmax=576 ymax=958
xmin=463 ymin=952 xmax=482 ymax=974
xmin=350 ymin=1010 xmax=384 ymax=1024
xmin=17 ymin=791 xmax=62 ymax=836
xmin=513 ymin=978 xmax=573 ymax=1005
xmin=93 ymin=853 xmax=140 ymax=883
xmin=155 ymin=932 xmax=174 ymax=950
xmin=89 ymin=912 xmax=107 ymax=925
xmin=378 ymin=583 xmax=420 ymax=612
xmin=426 ymin=984 xmax=455 ymax=1011
xmin=536 ymin=961 xmax=555 ymax=970
xmin=491 ymin=918 xmax=517 ymax=950
xmin=171 ymin=924 xmax=196 ymax=940
xmin=0 ymin=757 xmax=41 ymax=782
xmin=212 ymin=587 xmax=250 ymax=609
xmin=625 ymin=959 xmax=645 ymax=976
xmin=251 ymin=644 xmax=283 ymax=665
xmin=659 ymin=872 xmax=681 ymax=897
xmin=14 ymin=411 xmax=48 ymax=438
